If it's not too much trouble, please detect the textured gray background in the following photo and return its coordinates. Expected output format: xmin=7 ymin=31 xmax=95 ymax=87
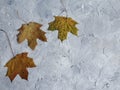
xmin=0 ymin=0 xmax=120 ymax=90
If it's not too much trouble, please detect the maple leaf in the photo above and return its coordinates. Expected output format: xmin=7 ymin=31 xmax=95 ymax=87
xmin=4 ymin=52 xmax=36 ymax=82
xmin=17 ymin=22 xmax=47 ymax=50
xmin=48 ymin=16 xmax=78 ymax=41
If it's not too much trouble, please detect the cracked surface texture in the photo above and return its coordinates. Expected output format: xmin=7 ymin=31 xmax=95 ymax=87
xmin=0 ymin=0 xmax=120 ymax=90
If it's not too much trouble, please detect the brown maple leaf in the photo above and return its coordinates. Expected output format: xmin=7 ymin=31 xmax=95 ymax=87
xmin=48 ymin=16 xmax=78 ymax=41
xmin=17 ymin=22 xmax=47 ymax=50
xmin=4 ymin=52 xmax=36 ymax=82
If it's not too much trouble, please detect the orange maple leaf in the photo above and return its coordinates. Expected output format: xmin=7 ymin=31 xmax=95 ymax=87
xmin=4 ymin=52 xmax=36 ymax=82
xmin=17 ymin=22 xmax=47 ymax=50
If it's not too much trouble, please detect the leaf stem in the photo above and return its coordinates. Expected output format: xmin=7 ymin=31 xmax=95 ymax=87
xmin=16 ymin=10 xmax=27 ymax=23
xmin=60 ymin=0 xmax=68 ymax=17
xmin=0 ymin=29 xmax=14 ymax=56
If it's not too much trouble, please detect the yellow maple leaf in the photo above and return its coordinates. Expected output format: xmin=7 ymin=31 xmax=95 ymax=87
xmin=4 ymin=52 xmax=36 ymax=82
xmin=17 ymin=22 xmax=47 ymax=50
xmin=48 ymin=16 xmax=78 ymax=41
